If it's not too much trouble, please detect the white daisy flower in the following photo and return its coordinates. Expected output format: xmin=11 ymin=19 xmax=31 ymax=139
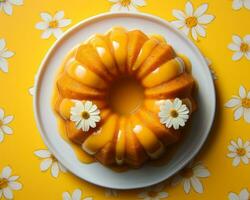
xmin=35 ymin=10 xmax=71 ymax=39
xmin=225 ymin=85 xmax=250 ymax=123
xmin=0 ymin=108 xmax=14 ymax=143
xmin=0 ymin=166 xmax=22 ymax=200
xmin=70 ymin=101 xmax=101 ymax=132
xmin=0 ymin=0 xmax=23 ymax=16
xmin=109 ymin=0 xmax=146 ymax=12
xmin=228 ymin=34 xmax=250 ymax=61
xmin=227 ymin=138 xmax=250 ymax=167
xmin=105 ymin=188 xmax=118 ymax=197
xmin=0 ymin=38 xmax=14 ymax=73
xmin=34 ymin=149 xmax=66 ymax=178
xmin=158 ymin=98 xmax=189 ymax=130
xmin=171 ymin=161 xmax=210 ymax=194
xmin=205 ymin=57 xmax=217 ymax=80
xmin=62 ymin=189 xmax=93 ymax=200
xmin=138 ymin=183 xmax=168 ymax=200
xmin=228 ymin=188 xmax=250 ymax=200
xmin=232 ymin=0 xmax=250 ymax=10
xmin=171 ymin=1 xmax=215 ymax=41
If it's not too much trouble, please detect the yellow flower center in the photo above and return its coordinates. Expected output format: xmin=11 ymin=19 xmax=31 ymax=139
xmin=170 ymin=109 xmax=179 ymax=118
xmin=0 ymin=120 xmax=3 ymax=127
xmin=242 ymin=98 xmax=250 ymax=108
xmin=82 ymin=111 xmax=90 ymax=120
xmin=180 ymin=167 xmax=193 ymax=178
xmin=185 ymin=17 xmax=198 ymax=28
xmin=120 ymin=0 xmax=131 ymax=6
xmin=237 ymin=148 xmax=246 ymax=156
xmin=49 ymin=20 xmax=58 ymax=28
xmin=0 ymin=178 xmax=8 ymax=189
xmin=148 ymin=191 xmax=158 ymax=198
xmin=240 ymin=43 xmax=249 ymax=53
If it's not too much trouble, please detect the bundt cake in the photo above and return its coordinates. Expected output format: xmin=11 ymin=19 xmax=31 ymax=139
xmin=53 ymin=27 xmax=197 ymax=168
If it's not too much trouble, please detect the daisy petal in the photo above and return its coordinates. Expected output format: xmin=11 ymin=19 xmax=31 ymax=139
xmin=239 ymin=188 xmax=250 ymax=199
xmin=232 ymin=156 xmax=240 ymax=166
xmin=158 ymin=191 xmax=168 ymax=198
xmin=41 ymin=12 xmax=52 ymax=22
xmin=172 ymin=9 xmax=186 ymax=20
xmin=227 ymin=152 xmax=237 ymax=158
xmin=53 ymin=10 xmax=64 ymax=20
xmin=0 ymin=130 xmax=4 ymax=142
xmin=229 ymin=192 xmax=240 ymax=200
xmin=245 ymin=52 xmax=250 ymax=60
xmin=9 ymin=0 xmax=23 ymax=5
xmin=190 ymin=177 xmax=203 ymax=193
xmin=228 ymin=43 xmax=240 ymax=51
xmin=234 ymin=107 xmax=243 ymax=120
xmin=41 ymin=29 xmax=52 ymax=39
xmin=244 ymin=0 xmax=250 ymax=9
xmin=183 ymin=179 xmax=191 ymax=194
xmin=232 ymin=51 xmax=244 ymax=61
xmin=185 ymin=1 xmax=193 ymax=16
xmin=244 ymin=108 xmax=250 ymax=123
xmin=51 ymin=162 xmax=59 ymax=177
xmin=181 ymin=26 xmax=190 ymax=36
xmin=72 ymin=189 xmax=82 ymax=200
xmin=35 ymin=22 xmax=48 ymax=30
xmin=0 ymin=57 xmax=8 ymax=73
xmin=171 ymin=20 xmax=185 ymax=28
xmin=3 ymin=116 xmax=13 ymax=124
xmin=2 ymin=166 xmax=12 ymax=179
xmin=34 ymin=150 xmax=51 ymax=158
xmin=232 ymin=35 xmax=242 ymax=45
xmin=241 ymin=156 xmax=249 ymax=164
xmin=194 ymin=3 xmax=208 ymax=17
xmin=62 ymin=192 xmax=71 ymax=200
xmin=3 ymin=187 xmax=13 ymax=199
xmin=1 ymin=51 xmax=14 ymax=58
xmin=52 ymin=28 xmax=63 ymax=39
xmin=40 ymin=158 xmax=52 ymax=171
xmin=243 ymin=35 xmax=250 ymax=44
xmin=0 ymin=39 xmax=6 ymax=51
xmin=225 ymin=98 xmax=241 ymax=108
xmin=58 ymin=19 xmax=71 ymax=27
xmin=2 ymin=125 xmax=13 ymax=134
xmin=3 ymin=2 xmax=13 ymax=15
xmin=133 ymin=0 xmax=147 ymax=6
xmin=239 ymin=85 xmax=246 ymax=98
xmin=193 ymin=167 xmax=210 ymax=177
xmin=195 ymin=25 xmax=206 ymax=37
xmin=191 ymin=28 xmax=198 ymax=41
xmin=198 ymin=14 xmax=214 ymax=24
xmin=232 ymin=0 xmax=243 ymax=10
xmin=8 ymin=181 xmax=22 ymax=190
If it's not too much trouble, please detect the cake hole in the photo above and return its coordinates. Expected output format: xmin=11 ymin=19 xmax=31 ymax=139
xmin=107 ymin=76 xmax=144 ymax=115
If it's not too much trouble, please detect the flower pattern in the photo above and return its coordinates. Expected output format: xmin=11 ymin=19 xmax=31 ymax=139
xmin=232 ymin=0 xmax=250 ymax=10
xmin=228 ymin=34 xmax=250 ymax=61
xmin=35 ymin=10 xmax=71 ymax=39
xmin=62 ymin=189 xmax=93 ymax=200
xmin=0 ymin=108 xmax=13 ymax=143
xmin=70 ymin=101 xmax=101 ymax=132
xmin=159 ymin=98 xmax=189 ymax=130
xmin=108 ymin=0 xmax=146 ymax=12
xmin=138 ymin=183 xmax=168 ymax=200
xmin=171 ymin=161 xmax=210 ymax=194
xmin=34 ymin=149 xmax=66 ymax=178
xmin=227 ymin=138 xmax=250 ymax=166
xmin=0 ymin=0 xmax=23 ymax=16
xmin=0 ymin=38 xmax=14 ymax=73
xmin=0 ymin=166 xmax=22 ymax=200
xmin=228 ymin=188 xmax=250 ymax=200
xmin=171 ymin=1 xmax=215 ymax=41
xmin=225 ymin=85 xmax=250 ymax=123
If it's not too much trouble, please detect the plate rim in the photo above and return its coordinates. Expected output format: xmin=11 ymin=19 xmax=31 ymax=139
xmin=33 ymin=12 xmax=216 ymax=189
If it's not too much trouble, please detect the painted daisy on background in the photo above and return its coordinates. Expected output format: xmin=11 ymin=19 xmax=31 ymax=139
xmin=62 ymin=189 xmax=93 ymax=200
xmin=0 ymin=38 xmax=14 ymax=73
xmin=225 ymin=85 xmax=250 ymax=123
xmin=171 ymin=1 xmax=215 ymax=41
xmin=138 ymin=183 xmax=168 ymax=200
xmin=227 ymin=138 xmax=250 ymax=167
xmin=0 ymin=166 xmax=22 ymax=199
xmin=159 ymin=98 xmax=189 ymax=130
xmin=205 ymin=57 xmax=217 ymax=80
xmin=171 ymin=161 xmax=210 ymax=194
xmin=232 ymin=0 xmax=250 ymax=10
xmin=34 ymin=149 xmax=66 ymax=178
xmin=228 ymin=34 xmax=250 ymax=61
xmin=105 ymin=188 xmax=118 ymax=197
xmin=228 ymin=188 xmax=250 ymax=200
xmin=0 ymin=0 xmax=23 ymax=16
xmin=0 ymin=108 xmax=13 ymax=143
xmin=108 ymin=0 xmax=146 ymax=12
xmin=70 ymin=101 xmax=101 ymax=132
xmin=35 ymin=10 xmax=71 ymax=39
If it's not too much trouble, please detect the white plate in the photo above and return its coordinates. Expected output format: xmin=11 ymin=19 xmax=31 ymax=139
xmin=34 ymin=12 xmax=216 ymax=189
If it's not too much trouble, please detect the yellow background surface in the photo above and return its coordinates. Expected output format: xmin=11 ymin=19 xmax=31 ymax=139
xmin=1 ymin=0 xmax=250 ymax=199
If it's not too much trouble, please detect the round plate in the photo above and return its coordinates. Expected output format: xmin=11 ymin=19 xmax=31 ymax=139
xmin=34 ymin=12 xmax=216 ymax=189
